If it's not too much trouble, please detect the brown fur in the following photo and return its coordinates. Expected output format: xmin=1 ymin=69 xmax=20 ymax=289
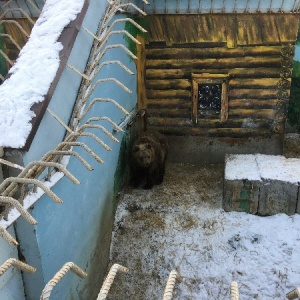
xmin=130 ymin=130 xmax=169 ymax=189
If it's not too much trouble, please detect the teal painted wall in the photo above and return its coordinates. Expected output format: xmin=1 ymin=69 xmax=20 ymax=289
xmin=5 ymin=2 xmax=139 ymax=300
xmin=0 ymin=226 xmax=26 ymax=300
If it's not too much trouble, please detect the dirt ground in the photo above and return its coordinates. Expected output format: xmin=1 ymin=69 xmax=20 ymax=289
xmin=107 ymin=163 xmax=224 ymax=299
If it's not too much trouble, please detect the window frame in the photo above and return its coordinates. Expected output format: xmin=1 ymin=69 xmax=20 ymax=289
xmin=191 ymin=73 xmax=229 ymax=124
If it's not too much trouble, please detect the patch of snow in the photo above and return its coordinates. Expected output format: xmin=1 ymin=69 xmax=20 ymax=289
xmin=225 ymin=154 xmax=300 ymax=184
xmin=225 ymin=154 xmax=260 ymax=181
xmin=0 ymin=0 xmax=85 ymax=148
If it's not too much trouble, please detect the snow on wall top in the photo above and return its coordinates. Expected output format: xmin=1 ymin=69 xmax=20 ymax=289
xmin=225 ymin=154 xmax=300 ymax=184
xmin=0 ymin=0 xmax=85 ymax=149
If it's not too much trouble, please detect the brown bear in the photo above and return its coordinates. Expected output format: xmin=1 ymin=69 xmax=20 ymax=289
xmin=130 ymin=130 xmax=169 ymax=189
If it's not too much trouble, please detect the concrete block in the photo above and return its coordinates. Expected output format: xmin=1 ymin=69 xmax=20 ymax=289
xmin=223 ymin=179 xmax=260 ymax=213
xmin=223 ymin=154 xmax=300 ymax=216
xmin=223 ymin=154 xmax=261 ymax=213
xmin=258 ymin=180 xmax=298 ymax=216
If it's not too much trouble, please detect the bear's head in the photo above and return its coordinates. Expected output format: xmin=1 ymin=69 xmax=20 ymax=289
xmin=132 ymin=143 xmax=155 ymax=167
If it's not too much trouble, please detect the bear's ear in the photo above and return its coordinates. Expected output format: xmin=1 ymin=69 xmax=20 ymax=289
xmin=133 ymin=145 xmax=140 ymax=152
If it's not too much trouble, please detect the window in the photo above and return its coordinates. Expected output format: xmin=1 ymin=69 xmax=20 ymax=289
xmin=192 ymin=74 xmax=228 ymax=123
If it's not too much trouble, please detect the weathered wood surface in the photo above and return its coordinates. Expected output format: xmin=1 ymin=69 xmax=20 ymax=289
xmin=146 ymin=57 xmax=282 ymax=69
xmin=146 ymin=68 xmax=283 ymax=79
xmin=139 ymin=14 xmax=298 ymax=138
xmin=146 ymin=14 xmax=299 ymax=45
xmin=3 ymin=19 xmax=34 ymax=63
xmin=146 ymin=46 xmax=283 ymax=59
xmin=136 ymin=35 xmax=147 ymax=110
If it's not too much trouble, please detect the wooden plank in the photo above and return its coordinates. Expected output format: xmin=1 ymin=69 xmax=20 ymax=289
xmin=228 ymin=68 xmax=282 ymax=78
xmin=147 ymin=98 xmax=191 ymax=109
xmin=229 ymin=89 xmax=279 ymax=99
xmin=229 ymin=78 xmax=282 ymax=89
xmin=147 ymin=15 xmax=165 ymax=42
xmin=136 ymin=35 xmax=147 ymax=110
xmin=146 ymin=68 xmax=229 ymax=79
xmin=148 ymin=126 xmax=272 ymax=138
xmin=145 ymin=68 xmax=282 ymax=80
xmin=226 ymin=15 xmax=237 ymax=48
xmin=147 ymin=108 xmax=190 ymax=118
xmin=274 ymin=14 xmax=300 ymax=43
xmin=229 ymin=108 xmax=276 ymax=119
xmin=236 ymin=15 xmax=279 ymax=45
xmin=146 ymin=57 xmax=282 ymax=69
xmin=148 ymin=117 xmax=193 ymax=127
xmin=146 ymin=45 xmax=283 ymax=59
xmin=146 ymin=14 xmax=299 ymax=46
xmin=146 ymin=78 xmax=191 ymax=90
xmin=229 ymin=99 xmax=278 ymax=108
xmin=146 ymin=89 xmax=191 ymax=99
xmin=148 ymin=117 xmax=272 ymax=129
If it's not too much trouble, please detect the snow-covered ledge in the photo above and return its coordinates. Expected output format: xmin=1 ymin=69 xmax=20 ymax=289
xmin=224 ymin=154 xmax=300 ymax=215
xmin=0 ymin=0 xmax=88 ymax=149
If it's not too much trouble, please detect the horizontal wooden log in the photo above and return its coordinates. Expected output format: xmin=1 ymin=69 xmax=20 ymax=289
xmin=146 ymin=78 xmax=284 ymax=90
xmin=229 ymin=78 xmax=283 ymax=89
xmin=229 ymin=99 xmax=279 ymax=109
xmin=148 ymin=117 xmax=272 ymax=129
xmin=146 ymin=89 xmax=191 ymax=99
xmin=148 ymin=125 xmax=273 ymax=138
xmin=146 ymin=45 xmax=284 ymax=60
xmin=146 ymin=57 xmax=282 ymax=69
xmin=147 ymin=98 xmax=279 ymax=110
xmin=145 ymin=68 xmax=283 ymax=80
xmin=147 ymin=98 xmax=191 ymax=109
xmin=228 ymin=108 xmax=276 ymax=119
xmin=229 ymin=89 xmax=279 ymax=99
xmin=148 ymin=117 xmax=193 ymax=127
xmin=146 ymin=79 xmax=191 ymax=90
xmin=147 ymin=108 xmax=190 ymax=118
xmin=148 ymin=107 xmax=276 ymax=119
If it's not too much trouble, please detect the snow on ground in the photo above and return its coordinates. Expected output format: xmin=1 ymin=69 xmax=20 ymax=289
xmin=0 ymin=0 xmax=84 ymax=148
xmin=108 ymin=163 xmax=300 ymax=299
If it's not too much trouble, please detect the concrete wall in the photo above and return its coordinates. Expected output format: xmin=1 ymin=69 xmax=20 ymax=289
xmin=1 ymin=1 xmax=138 ymax=299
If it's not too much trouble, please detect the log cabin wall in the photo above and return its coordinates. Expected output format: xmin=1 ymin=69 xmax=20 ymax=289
xmin=137 ymin=14 xmax=300 ymax=163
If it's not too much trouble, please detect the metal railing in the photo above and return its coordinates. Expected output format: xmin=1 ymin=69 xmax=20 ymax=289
xmin=0 ymin=2 xmax=147 ymax=298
